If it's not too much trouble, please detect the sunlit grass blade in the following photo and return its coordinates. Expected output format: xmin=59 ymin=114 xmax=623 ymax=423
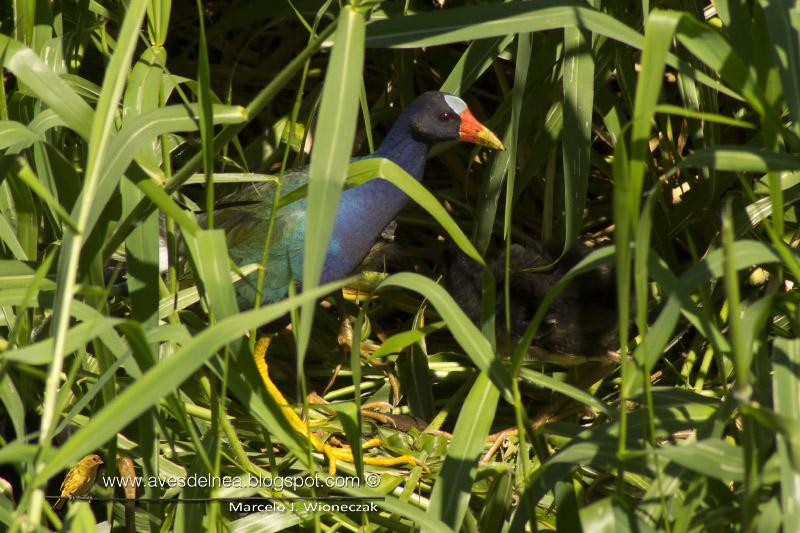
xmin=427 ymin=374 xmax=499 ymax=531
xmin=654 ymin=103 xmax=755 ymax=129
xmin=121 ymin=46 xmax=168 ymax=331
xmin=560 ymin=24 xmax=593 ymax=253
xmin=772 ymin=338 xmax=800 ymax=533
xmin=669 ymin=146 xmax=800 ymax=174
xmin=0 ymin=35 xmax=93 ymax=138
xmin=298 ymin=5 xmax=365 ymax=359
xmin=630 ymin=11 xmax=681 ymax=217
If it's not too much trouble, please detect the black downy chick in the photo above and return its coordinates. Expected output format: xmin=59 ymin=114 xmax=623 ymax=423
xmin=443 ymin=242 xmax=619 ymax=360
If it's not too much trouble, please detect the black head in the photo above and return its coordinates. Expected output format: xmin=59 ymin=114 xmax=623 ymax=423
xmin=404 ymin=91 xmax=504 ymax=149
xmin=405 ymin=91 xmax=464 ymax=144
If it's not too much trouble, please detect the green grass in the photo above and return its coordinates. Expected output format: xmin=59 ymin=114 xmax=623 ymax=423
xmin=1 ymin=0 xmax=799 ymax=531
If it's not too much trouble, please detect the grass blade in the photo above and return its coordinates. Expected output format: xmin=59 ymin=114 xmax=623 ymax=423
xmin=298 ymin=5 xmax=365 ymax=362
xmin=37 ymin=13 xmax=150 ymax=530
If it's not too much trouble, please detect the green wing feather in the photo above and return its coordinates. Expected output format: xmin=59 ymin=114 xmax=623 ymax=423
xmin=212 ymin=170 xmax=309 ymax=306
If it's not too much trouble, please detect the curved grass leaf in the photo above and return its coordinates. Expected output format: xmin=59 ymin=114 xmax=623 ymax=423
xmin=518 ymin=367 xmax=612 ymax=417
xmin=85 ymin=104 xmax=246 ymax=237
xmin=369 ymin=322 xmax=444 ymax=360
xmin=287 ymin=155 xmax=487 ymax=367
xmin=656 ymin=439 xmax=744 ymax=482
xmin=27 ymin=109 xmax=66 ymax=134
xmin=377 ymin=272 xmax=512 ymax=400
xmin=655 ymin=104 xmax=756 ymax=129
xmin=439 ymin=36 xmax=514 ymax=95
xmin=366 ymin=1 xmax=736 ymax=99
xmin=670 ymin=146 xmax=800 ymax=175
xmin=366 ymin=1 xmax=643 ymax=50
xmin=0 ymin=121 xmax=42 ymax=149
xmin=0 ymin=36 xmax=92 ymax=138
xmin=337 ymin=157 xmax=484 ymax=264
xmin=2 ymin=318 xmax=121 ymax=365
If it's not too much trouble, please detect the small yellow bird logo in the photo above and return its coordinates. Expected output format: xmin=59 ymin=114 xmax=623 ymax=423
xmin=53 ymin=454 xmax=104 ymax=510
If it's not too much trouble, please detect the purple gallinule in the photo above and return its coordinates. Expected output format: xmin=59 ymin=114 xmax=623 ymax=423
xmin=215 ymin=91 xmax=504 ymax=474
xmin=213 ymin=91 xmax=504 ymax=306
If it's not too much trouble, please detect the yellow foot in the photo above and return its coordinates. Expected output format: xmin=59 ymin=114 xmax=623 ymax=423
xmin=253 ymin=337 xmax=426 ymax=476
xmin=322 ymin=438 xmax=426 ymax=476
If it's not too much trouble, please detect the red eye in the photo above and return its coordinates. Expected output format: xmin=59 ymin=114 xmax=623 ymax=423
xmin=438 ymin=112 xmax=454 ymax=122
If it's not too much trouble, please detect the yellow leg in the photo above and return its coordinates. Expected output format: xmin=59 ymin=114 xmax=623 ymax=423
xmin=306 ymin=400 xmax=395 ymax=428
xmin=359 ymin=406 xmax=397 ymax=427
xmin=253 ymin=337 xmax=426 ymax=475
xmin=253 ymin=338 xmax=322 ymax=446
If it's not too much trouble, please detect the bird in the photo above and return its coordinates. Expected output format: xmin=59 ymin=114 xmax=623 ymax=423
xmin=205 ymin=91 xmax=504 ymax=474
xmin=442 ymin=241 xmax=619 ymax=360
xmin=205 ymin=91 xmax=504 ymax=307
xmin=443 ymin=242 xmax=621 ymax=429
xmin=52 ymin=453 xmax=104 ymax=510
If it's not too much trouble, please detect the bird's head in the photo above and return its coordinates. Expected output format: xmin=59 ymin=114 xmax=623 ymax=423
xmin=82 ymin=454 xmax=104 ymax=467
xmin=406 ymin=91 xmax=505 ymax=150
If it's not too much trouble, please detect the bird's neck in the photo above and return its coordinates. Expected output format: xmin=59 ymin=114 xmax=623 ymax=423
xmin=373 ymin=114 xmax=429 ymax=180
